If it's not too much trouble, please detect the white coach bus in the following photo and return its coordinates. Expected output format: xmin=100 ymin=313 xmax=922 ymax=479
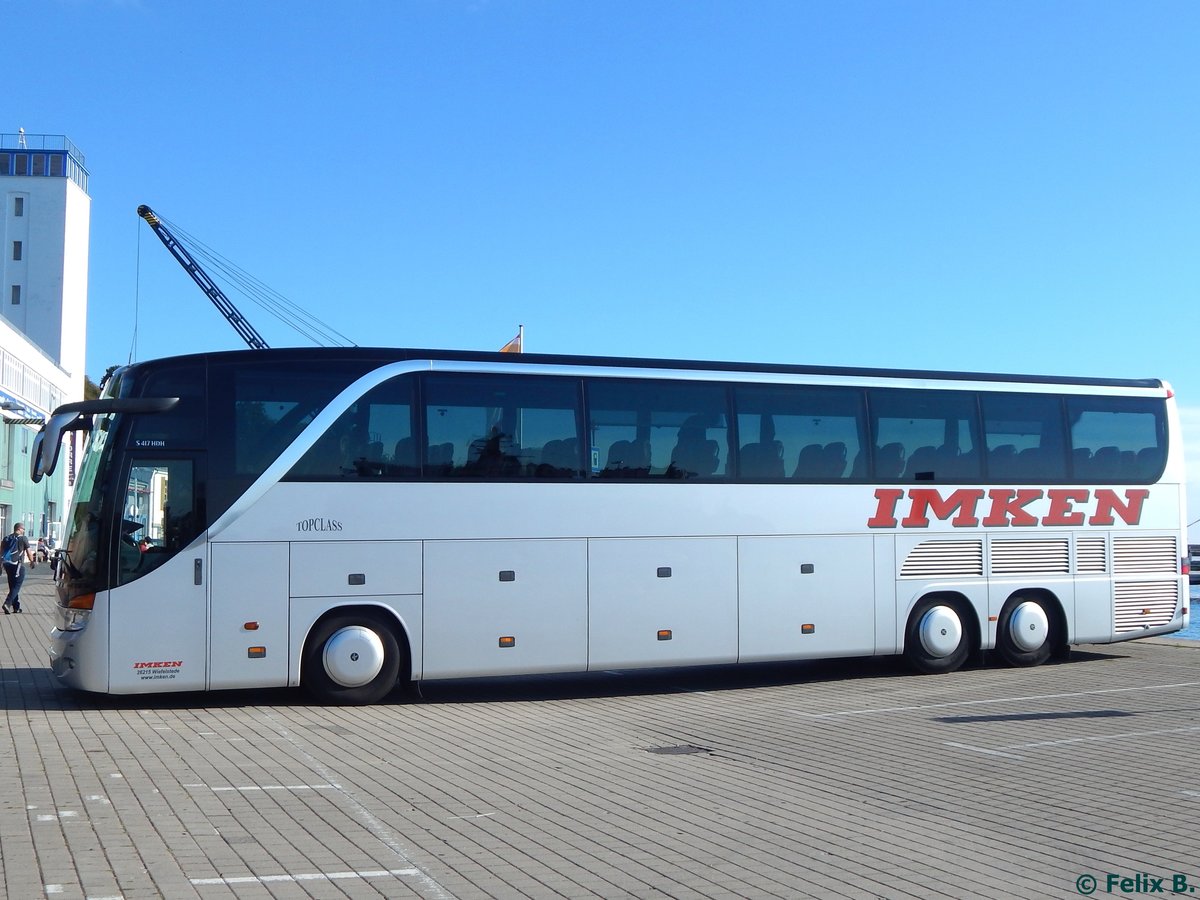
xmin=33 ymin=348 xmax=1188 ymax=704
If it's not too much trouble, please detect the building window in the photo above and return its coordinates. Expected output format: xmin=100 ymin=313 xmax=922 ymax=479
xmin=13 ymin=197 xmax=23 ymax=216
xmin=11 ymin=242 xmax=20 ymax=261
xmin=10 ymin=285 xmax=20 ymax=305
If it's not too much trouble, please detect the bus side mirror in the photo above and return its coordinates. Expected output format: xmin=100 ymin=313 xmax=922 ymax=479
xmin=31 ymin=410 xmax=84 ymax=483
xmin=30 ymin=397 xmax=180 ymax=483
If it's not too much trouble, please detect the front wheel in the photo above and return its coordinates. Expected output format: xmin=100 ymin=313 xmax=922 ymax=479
xmin=303 ymin=614 xmax=403 ymax=704
xmin=904 ymin=597 xmax=970 ymax=674
xmin=995 ymin=596 xmax=1057 ymax=667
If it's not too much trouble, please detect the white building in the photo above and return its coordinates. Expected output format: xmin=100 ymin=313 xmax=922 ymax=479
xmin=0 ymin=132 xmax=90 ymax=540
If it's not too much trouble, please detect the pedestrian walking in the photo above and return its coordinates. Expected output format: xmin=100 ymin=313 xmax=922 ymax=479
xmin=2 ymin=522 xmax=35 ymax=614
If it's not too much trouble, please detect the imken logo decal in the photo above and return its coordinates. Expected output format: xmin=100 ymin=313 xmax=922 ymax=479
xmin=867 ymin=488 xmax=1150 ymax=529
xmin=134 ymin=660 xmax=183 ymax=681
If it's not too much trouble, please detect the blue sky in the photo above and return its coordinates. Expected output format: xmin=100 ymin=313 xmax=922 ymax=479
xmin=8 ymin=1 xmax=1200 ymax=527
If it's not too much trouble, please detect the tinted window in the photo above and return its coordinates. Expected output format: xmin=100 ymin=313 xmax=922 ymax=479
xmin=125 ymin=365 xmax=207 ymax=450
xmin=424 ymin=375 xmax=583 ymax=479
xmin=870 ymin=389 xmax=981 ymax=482
xmin=207 ymin=359 xmax=377 ymax=518
xmin=1067 ymin=396 xmax=1166 ymax=483
xmin=288 ymin=376 xmax=416 ymax=479
xmin=587 ymin=380 xmax=730 ymax=479
xmin=235 ymin=372 xmax=337 ymax=475
xmin=222 ymin=364 xmax=374 ymax=477
xmin=981 ymin=393 xmax=1067 ymax=482
xmin=734 ymin=384 xmax=865 ymax=480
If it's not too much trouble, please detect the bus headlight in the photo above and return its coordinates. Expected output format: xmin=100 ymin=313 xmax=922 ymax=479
xmin=57 ymin=607 xmax=92 ymax=632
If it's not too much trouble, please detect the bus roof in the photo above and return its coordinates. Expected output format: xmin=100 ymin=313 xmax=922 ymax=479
xmin=111 ymin=346 xmax=1165 ymax=391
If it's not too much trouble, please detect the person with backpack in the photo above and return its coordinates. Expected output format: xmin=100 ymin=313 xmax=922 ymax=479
xmin=2 ymin=522 xmax=35 ymax=614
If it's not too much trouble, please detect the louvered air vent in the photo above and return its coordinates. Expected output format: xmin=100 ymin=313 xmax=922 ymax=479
xmin=900 ymin=541 xmax=984 ymax=578
xmin=1114 ymin=581 xmax=1179 ymax=632
xmin=1113 ymin=536 xmax=1178 ymax=574
xmin=1075 ymin=537 xmax=1107 ymax=574
xmin=990 ymin=539 xmax=1070 ymax=575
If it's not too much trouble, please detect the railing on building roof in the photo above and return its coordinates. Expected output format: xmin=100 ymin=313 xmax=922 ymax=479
xmin=0 ymin=133 xmax=89 ymax=192
xmin=0 ymin=133 xmax=86 ymax=167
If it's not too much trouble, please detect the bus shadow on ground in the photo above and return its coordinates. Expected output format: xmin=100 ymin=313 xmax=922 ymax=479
xmin=0 ymin=648 xmax=1129 ymax=712
xmin=405 ymin=648 xmax=1126 ymax=705
xmin=934 ymin=709 xmax=1137 ymax=724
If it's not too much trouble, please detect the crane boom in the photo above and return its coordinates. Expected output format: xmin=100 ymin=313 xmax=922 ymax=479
xmin=137 ymin=205 xmax=270 ymax=350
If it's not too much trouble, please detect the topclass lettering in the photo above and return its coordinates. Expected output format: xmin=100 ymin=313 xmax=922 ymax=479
xmin=867 ymin=488 xmax=1149 ymax=528
xmin=296 ymin=517 xmax=343 ymax=533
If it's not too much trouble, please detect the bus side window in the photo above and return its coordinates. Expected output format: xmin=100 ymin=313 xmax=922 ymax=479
xmin=732 ymin=384 xmax=866 ymax=482
xmin=424 ymin=374 xmax=583 ymax=479
xmin=286 ymin=377 xmax=416 ymax=480
xmin=869 ymin=389 xmax=982 ymax=483
xmin=587 ymin=379 xmax=730 ymax=480
xmin=980 ymin=393 xmax=1067 ymax=483
xmin=1067 ymin=396 xmax=1166 ymax=484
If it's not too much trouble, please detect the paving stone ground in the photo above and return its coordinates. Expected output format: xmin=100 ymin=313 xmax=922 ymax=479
xmin=1 ymin=566 xmax=1198 ymax=898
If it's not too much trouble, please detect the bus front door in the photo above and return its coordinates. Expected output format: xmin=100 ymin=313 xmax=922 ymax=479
xmin=106 ymin=457 xmax=209 ymax=693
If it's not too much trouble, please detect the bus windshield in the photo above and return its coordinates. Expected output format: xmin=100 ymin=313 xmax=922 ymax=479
xmin=59 ymin=410 xmax=117 ymax=603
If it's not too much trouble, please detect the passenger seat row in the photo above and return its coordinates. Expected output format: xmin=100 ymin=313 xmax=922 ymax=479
xmin=741 ymin=441 xmax=850 ymax=480
xmin=1072 ymin=445 xmax=1162 ymax=481
xmin=367 ymin=437 xmax=1164 ymax=482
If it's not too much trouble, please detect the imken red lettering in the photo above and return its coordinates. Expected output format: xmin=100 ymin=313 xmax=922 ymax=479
xmin=868 ymin=488 xmax=1148 ymax=528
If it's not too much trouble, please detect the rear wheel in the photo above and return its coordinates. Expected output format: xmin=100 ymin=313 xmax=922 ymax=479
xmin=904 ymin=597 xmax=970 ymax=674
xmin=303 ymin=614 xmax=404 ymax=704
xmin=996 ymin=595 xmax=1056 ymax=667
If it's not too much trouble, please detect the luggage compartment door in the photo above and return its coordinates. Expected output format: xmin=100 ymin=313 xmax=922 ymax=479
xmin=738 ymin=535 xmax=875 ymax=662
xmin=588 ymin=537 xmax=738 ymax=670
xmin=209 ymin=542 xmax=290 ymax=689
xmin=423 ymin=539 xmax=587 ymax=679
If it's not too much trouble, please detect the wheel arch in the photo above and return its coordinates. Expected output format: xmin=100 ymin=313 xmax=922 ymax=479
xmin=299 ymin=602 xmax=413 ymax=684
